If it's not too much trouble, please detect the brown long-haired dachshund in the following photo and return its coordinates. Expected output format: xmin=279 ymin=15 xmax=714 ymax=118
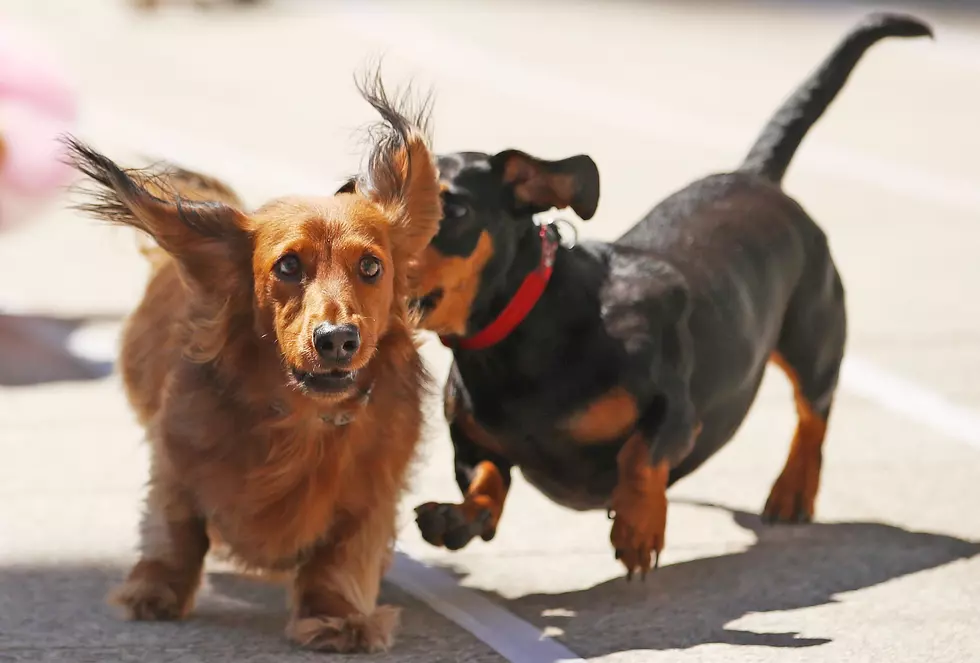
xmin=66 ymin=75 xmax=442 ymax=653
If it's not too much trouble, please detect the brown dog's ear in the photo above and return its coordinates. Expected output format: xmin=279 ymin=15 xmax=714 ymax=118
xmin=335 ymin=177 xmax=357 ymax=195
xmin=491 ymin=149 xmax=600 ymax=221
xmin=152 ymin=163 xmax=246 ymax=208
xmin=65 ymin=137 xmax=249 ymax=287
xmin=353 ymin=72 xmax=441 ymax=263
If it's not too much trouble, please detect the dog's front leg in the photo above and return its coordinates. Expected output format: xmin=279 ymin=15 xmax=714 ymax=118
xmin=287 ymin=504 xmax=400 ymax=654
xmin=109 ymin=455 xmax=209 ymax=620
xmin=415 ymin=414 xmax=513 ymax=551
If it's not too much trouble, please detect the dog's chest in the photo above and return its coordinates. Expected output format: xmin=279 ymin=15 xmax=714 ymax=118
xmin=192 ymin=417 xmax=362 ymax=570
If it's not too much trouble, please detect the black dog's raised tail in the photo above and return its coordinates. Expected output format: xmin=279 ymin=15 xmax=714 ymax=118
xmin=740 ymin=12 xmax=932 ymax=184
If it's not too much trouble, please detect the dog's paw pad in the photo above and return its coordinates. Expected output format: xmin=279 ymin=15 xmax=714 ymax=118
xmin=287 ymin=605 xmax=401 ymax=653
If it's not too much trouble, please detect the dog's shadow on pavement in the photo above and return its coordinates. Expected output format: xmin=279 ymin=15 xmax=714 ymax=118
xmin=474 ymin=502 xmax=980 ymax=658
xmin=0 ymin=564 xmax=303 ymax=661
xmin=1 ymin=508 xmax=976 ymax=661
xmin=0 ymin=313 xmax=118 ymax=386
xmin=0 ymin=563 xmax=491 ymax=662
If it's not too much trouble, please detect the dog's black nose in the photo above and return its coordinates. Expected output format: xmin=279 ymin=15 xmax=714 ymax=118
xmin=312 ymin=323 xmax=360 ymax=363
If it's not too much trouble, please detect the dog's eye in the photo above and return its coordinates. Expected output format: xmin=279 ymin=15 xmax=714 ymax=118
xmin=359 ymin=256 xmax=382 ymax=282
xmin=273 ymin=254 xmax=302 ymax=280
xmin=443 ymin=202 xmax=467 ymax=220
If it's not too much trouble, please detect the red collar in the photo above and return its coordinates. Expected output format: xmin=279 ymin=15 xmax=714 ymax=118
xmin=439 ymin=224 xmax=558 ymax=351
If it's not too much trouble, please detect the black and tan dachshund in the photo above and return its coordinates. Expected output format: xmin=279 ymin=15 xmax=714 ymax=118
xmin=410 ymin=13 xmax=932 ymax=579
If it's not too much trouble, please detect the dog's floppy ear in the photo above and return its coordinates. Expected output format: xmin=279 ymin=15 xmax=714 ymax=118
xmin=491 ymin=149 xmax=600 ymax=220
xmin=155 ymin=163 xmax=246 ymax=208
xmin=65 ymin=137 xmax=249 ymax=288
xmin=353 ymin=72 xmax=441 ymax=264
xmin=335 ymin=177 xmax=357 ymax=195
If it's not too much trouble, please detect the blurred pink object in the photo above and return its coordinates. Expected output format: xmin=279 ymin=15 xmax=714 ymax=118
xmin=0 ymin=20 xmax=78 ymax=230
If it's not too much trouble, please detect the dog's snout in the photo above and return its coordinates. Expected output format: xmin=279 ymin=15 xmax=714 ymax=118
xmin=312 ymin=323 xmax=360 ymax=363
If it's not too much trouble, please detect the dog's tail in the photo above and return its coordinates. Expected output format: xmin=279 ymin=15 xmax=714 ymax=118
xmin=739 ymin=12 xmax=932 ymax=185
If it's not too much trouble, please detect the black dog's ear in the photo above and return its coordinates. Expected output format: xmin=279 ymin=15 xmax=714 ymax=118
xmin=335 ymin=177 xmax=357 ymax=194
xmin=491 ymin=149 xmax=600 ymax=220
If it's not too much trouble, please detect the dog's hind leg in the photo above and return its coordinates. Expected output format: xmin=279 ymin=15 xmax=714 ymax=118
xmin=764 ymin=241 xmax=846 ymax=524
xmin=609 ymin=301 xmax=698 ymax=579
xmin=609 ymin=428 xmax=672 ymax=580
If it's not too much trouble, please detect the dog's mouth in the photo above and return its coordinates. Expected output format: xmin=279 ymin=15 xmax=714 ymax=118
xmin=410 ymin=288 xmax=444 ymax=319
xmin=290 ymin=368 xmax=357 ymax=394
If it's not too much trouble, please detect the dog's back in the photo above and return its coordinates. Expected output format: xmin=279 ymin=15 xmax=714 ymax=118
xmin=616 ymin=13 xmax=931 ymax=480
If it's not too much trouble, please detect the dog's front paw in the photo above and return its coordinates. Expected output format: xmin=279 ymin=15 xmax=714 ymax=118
xmin=286 ymin=605 xmax=401 ymax=653
xmin=414 ymin=502 xmax=492 ymax=550
xmin=608 ymin=483 xmax=667 ymax=581
xmin=108 ymin=578 xmax=182 ymax=621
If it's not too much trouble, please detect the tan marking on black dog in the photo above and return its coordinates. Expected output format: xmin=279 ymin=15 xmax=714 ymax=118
xmin=764 ymin=352 xmax=827 ymax=523
xmin=609 ymin=431 xmax=669 ymax=580
xmin=460 ymin=460 xmax=508 ymax=535
xmin=414 ymin=231 xmax=494 ymax=337
xmin=413 ymin=456 xmax=509 ymax=549
xmin=564 ymin=387 xmax=639 ymax=444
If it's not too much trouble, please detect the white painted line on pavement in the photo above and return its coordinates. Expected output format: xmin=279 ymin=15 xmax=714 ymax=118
xmin=390 ymin=548 xmax=586 ymax=663
xmin=842 ymin=356 xmax=980 ymax=450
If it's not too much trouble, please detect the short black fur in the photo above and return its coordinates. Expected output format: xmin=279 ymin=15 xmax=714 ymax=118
xmin=414 ymin=14 xmax=931 ymax=550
